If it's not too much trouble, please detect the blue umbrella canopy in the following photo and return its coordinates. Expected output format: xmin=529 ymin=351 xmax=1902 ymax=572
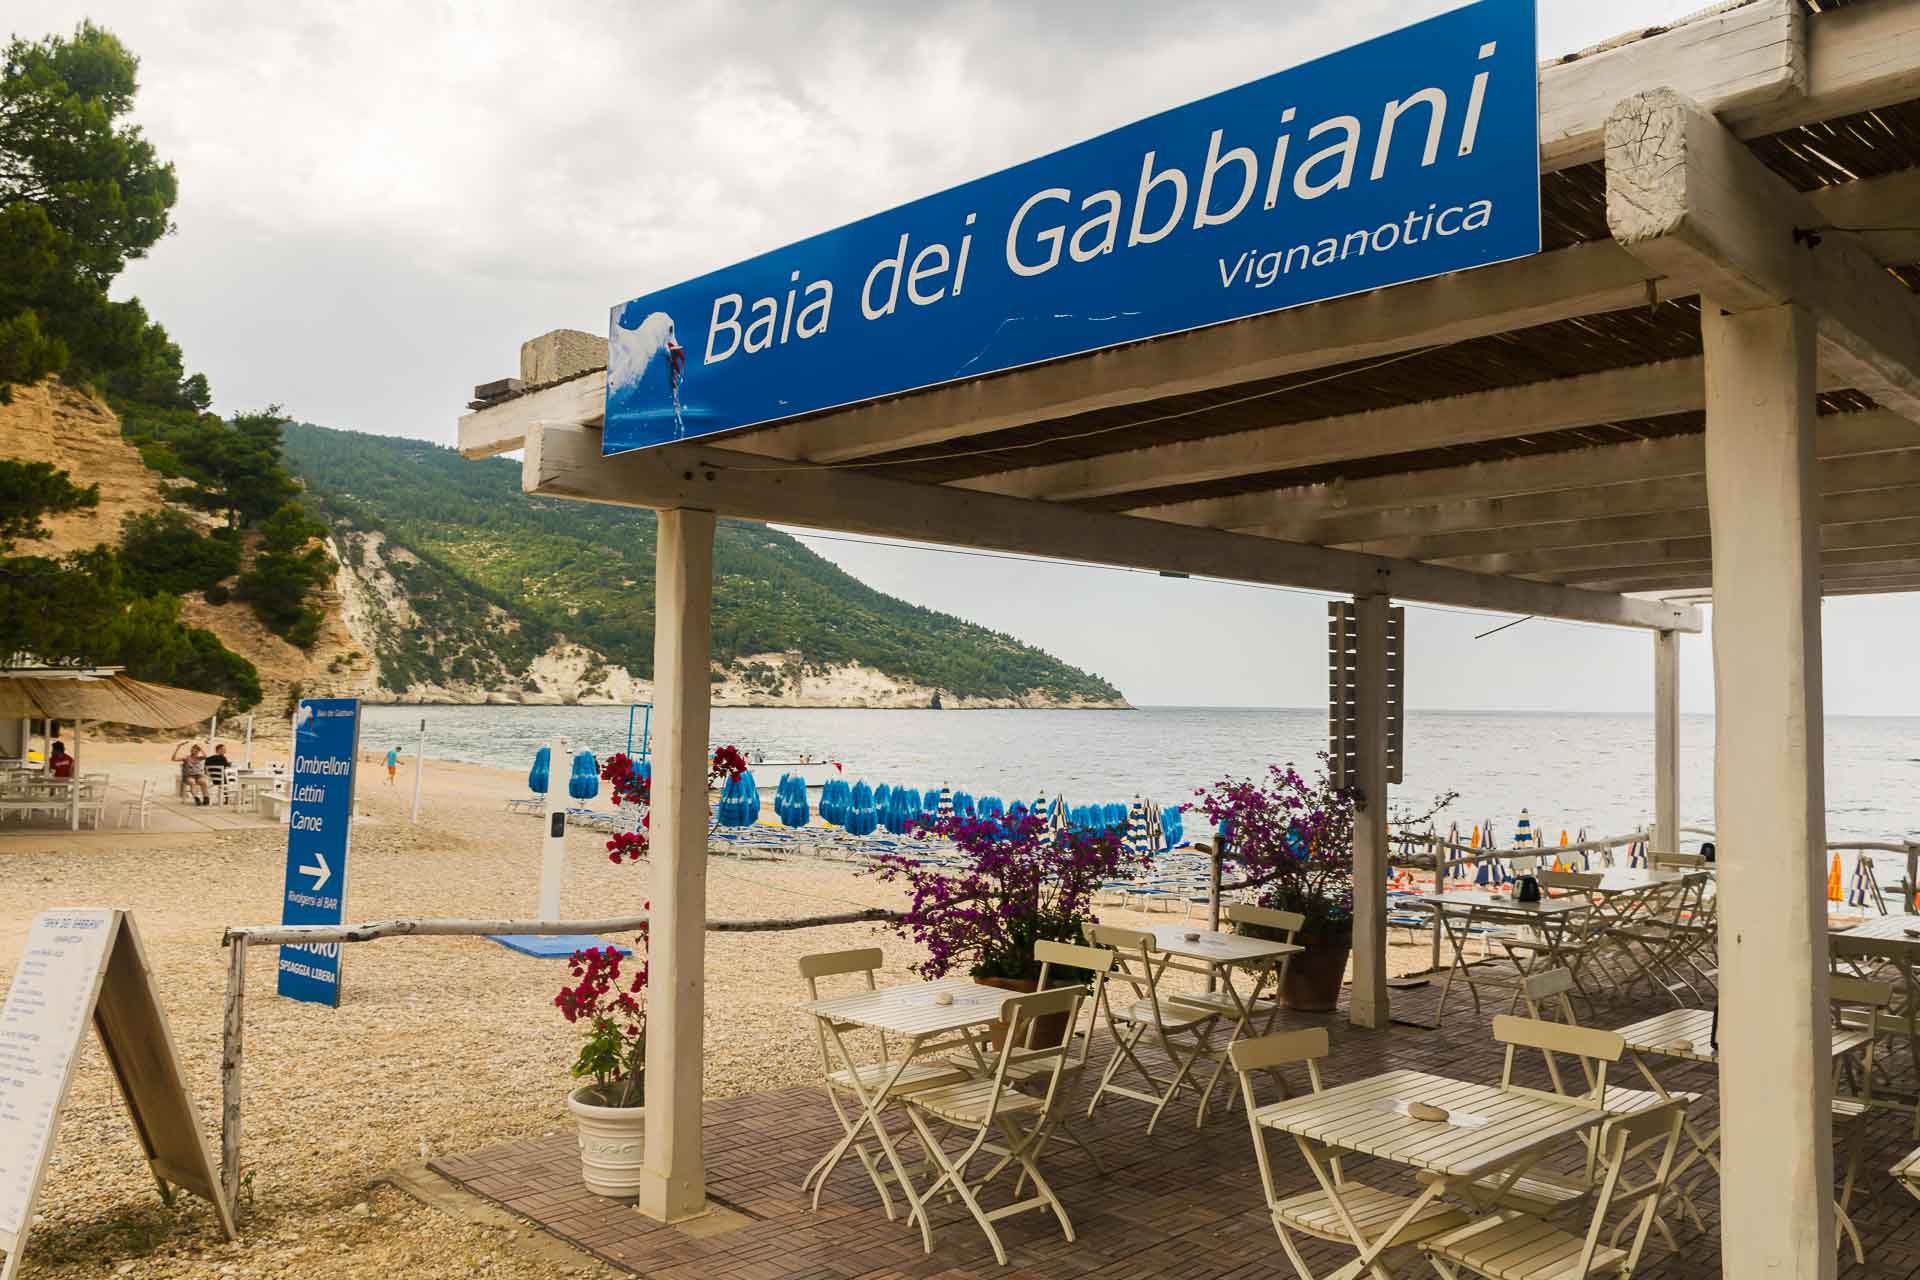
xmin=779 ymin=776 xmax=811 ymax=828
xmin=883 ymin=787 xmax=915 ymax=835
xmin=976 ymin=795 xmax=1003 ymax=819
xmin=1159 ymin=804 xmax=1184 ymax=849
xmin=951 ymin=790 xmax=974 ymax=820
xmin=900 ymin=788 xmax=921 ymax=818
xmin=569 ymin=751 xmax=600 ymax=800
xmin=873 ymin=784 xmax=892 ymax=814
xmin=716 ymin=769 xmax=758 ymax=827
xmin=845 ymin=780 xmax=878 ymax=836
xmin=1102 ymin=802 xmax=1126 ymax=831
xmin=527 ymin=745 xmax=551 ymax=795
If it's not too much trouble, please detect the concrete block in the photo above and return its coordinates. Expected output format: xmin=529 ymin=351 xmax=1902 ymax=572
xmin=521 ymin=329 xmax=608 ymax=385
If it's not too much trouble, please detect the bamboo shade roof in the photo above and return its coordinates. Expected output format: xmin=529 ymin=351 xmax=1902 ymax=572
xmin=0 ymin=670 xmax=224 ymax=729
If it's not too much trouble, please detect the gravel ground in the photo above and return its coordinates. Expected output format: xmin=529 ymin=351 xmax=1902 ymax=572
xmin=0 ymin=743 xmax=1433 ymax=1277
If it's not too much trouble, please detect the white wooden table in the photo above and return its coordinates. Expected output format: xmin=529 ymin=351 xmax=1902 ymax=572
xmin=798 ymin=976 xmax=1009 ymax=1250
xmin=1417 ymin=892 xmax=1591 ymax=1026
xmin=1616 ymin=1006 xmax=1868 ymax=1251
xmin=1257 ymin=1068 xmax=1605 ymax=1279
xmin=1149 ymin=923 xmax=1301 ymax=1123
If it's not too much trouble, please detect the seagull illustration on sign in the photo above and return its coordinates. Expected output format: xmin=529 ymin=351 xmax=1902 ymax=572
xmin=609 ymin=302 xmax=690 ymax=442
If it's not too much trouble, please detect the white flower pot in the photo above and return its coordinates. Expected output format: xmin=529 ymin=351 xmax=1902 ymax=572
xmin=567 ymin=1084 xmax=646 ymax=1197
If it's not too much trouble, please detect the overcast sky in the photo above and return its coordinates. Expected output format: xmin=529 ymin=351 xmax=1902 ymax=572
xmin=30 ymin=0 xmax=1920 ymax=712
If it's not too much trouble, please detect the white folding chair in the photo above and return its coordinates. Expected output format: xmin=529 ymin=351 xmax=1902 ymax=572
xmin=1232 ymin=1028 xmax=1468 ymax=1280
xmin=797 ymin=948 xmax=967 ymax=1218
xmin=1082 ymin=923 xmax=1223 ymax=1134
xmin=901 ymin=985 xmax=1087 ymax=1265
xmin=1831 ymin=973 xmax=1894 ymax=1265
xmin=1165 ymin=901 xmax=1301 ymax=1036
xmin=1421 ymin=1100 xmax=1686 ymax=1280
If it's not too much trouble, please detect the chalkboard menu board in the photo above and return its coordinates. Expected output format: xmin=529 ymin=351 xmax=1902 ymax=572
xmin=0 ymin=910 xmax=233 ymax=1279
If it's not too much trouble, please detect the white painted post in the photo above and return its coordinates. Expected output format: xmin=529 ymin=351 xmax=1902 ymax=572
xmin=410 ymin=717 xmax=425 ymax=824
xmin=538 ymin=734 xmax=569 ymax=922
xmin=1653 ymin=629 xmax=1680 ymax=854
xmin=640 ymin=508 xmax=715 ymax=1223
xmin=1349 ymin=593 xmax=1391 ymax=1030
xmin=1703 ymin=300 xmax=1834 ymax=1277
xmin=243 ymin=716 xmax=254 ymax=769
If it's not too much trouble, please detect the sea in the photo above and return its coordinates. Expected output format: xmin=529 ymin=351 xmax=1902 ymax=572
xmin=360 ymin=704 xmax=1920 ymax=851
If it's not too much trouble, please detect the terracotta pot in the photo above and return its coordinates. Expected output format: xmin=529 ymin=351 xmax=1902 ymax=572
xmin=567 ymin=1083 xmax=646 ymax=1197
xmin=974 ymin=975 xmax=1071 ymax=1051
xmin=1280 ymin=934 xmax=1353 ymax=1012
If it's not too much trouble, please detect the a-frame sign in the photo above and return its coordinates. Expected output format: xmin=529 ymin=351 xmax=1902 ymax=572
xmin=1 ymin=909 xmax=234 ymax=1279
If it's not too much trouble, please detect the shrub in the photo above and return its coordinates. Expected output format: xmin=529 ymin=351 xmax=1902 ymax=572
xmin=120 ymin=508 xmax=240 ymax=595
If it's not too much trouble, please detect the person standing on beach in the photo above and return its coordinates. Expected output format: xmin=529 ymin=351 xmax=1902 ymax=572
xmin=385 ymin=745 xmax=399 ymax=786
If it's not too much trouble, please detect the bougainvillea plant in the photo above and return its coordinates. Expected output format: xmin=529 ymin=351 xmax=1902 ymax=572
xmin=1189 ymin=755 xmax=1456 ymax=939
xmin=867 ymin=811 xmax=1139 ymax=982
xmin=555 ymin=915 xmax=649 ymax=1107
xmin=1191 ymin=757 xmax=1360 ymax=939
xmin=600 ymin=744 xmax=750 ymax=865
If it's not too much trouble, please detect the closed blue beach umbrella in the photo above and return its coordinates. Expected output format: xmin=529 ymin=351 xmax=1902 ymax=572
xmin=1159 ymin=804 xmax=1184 ymax=850
xmin=781 ymin=776 xmax=811 ymax=828
xmin=527 ymin=745 xmax=551 ymax=795
xmin=900 ymin=788 xmax=921 ymax=818
xmin=977 ymin=795 xmax=1003 ymax=820
xmin=1102 ymin=802 xmax=1126 ymax=832
xmin=873 ymin=784 xmax=892 ymax=815
xmin=824 ymin=778 xmax=851 ymax=825
xmin=1124 ymin=798 xmax=1150 ymax=857
xmin=951 ymin=790 xmax=973 ymax=820
xmin=717 ymin=769 xmax=758 ymax=827
xmin=846 ymin=781 xmax=878 ymax=836
xmin=569 ymin=751 xmax=600 ymax=800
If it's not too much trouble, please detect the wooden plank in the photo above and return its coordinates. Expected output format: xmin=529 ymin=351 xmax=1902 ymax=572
xmin=1450 ymin=520 xmax=1920 ymax=577
xmin=1133 ymin=412 xmax=1920 ymax=532
xmin=457 ymin=372 xmax=606 ymax=459
xmin=1539 ymin=0 xmax=1802 ymax=171
xmin=1607 ymin=87 xmax=1920 ymax=422
xmin=956 ymin=358 xmax=1717 ymax=502
xmin=525 ymin=423 xmax=1702 ymax=632
xmin=1344 ymin=488 xmax=1920 ymax=560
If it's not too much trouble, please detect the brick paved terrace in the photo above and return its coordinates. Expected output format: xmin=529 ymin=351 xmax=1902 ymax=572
xmin=430 ymin=974 xmax=1920 ymax=1279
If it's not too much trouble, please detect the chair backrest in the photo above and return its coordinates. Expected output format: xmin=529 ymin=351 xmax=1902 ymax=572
xmin=1084 ymin=923 xmax=1179 ymax=1025
xmin=1650 ymin=851 xmax=1706 ymax=870
xmin=1831 ymin=974 xmax=1894 ymax=1091
xmin=798 ymin=948 xmax=886 ymax=1071
xmin=1580 ymin=1101 xmax=1687 ymax=1277
xmin=1033 ymin=940 xmax=1115 ymax=1065
xmin=1230 ymin=1028 xmax=1333 ymax=1211
xmin=1539 ymin=871 xmax=1603 ymax=895
xmin=980 ymin=985 xmax=1086 ymax=1121
xmin=1493 ymin=1013 xmax=1623 ymax=1108
xmin=1224 ymin=902 xmax=1304 ymax=936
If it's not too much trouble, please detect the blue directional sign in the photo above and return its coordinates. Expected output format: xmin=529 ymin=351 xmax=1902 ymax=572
xmin=276 ymin=698 xmax=360 ymax=1006
xmin=605 ymin=0 xmax=1539 ymax=454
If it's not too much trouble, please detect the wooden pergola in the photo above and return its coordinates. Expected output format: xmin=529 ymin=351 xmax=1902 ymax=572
xmin=458 ymin=3 xmax=1920 ymax=1273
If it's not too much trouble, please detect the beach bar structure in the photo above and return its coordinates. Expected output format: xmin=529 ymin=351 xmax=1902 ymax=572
xmin=458 ymin=2 xmax=1920 ymax=1274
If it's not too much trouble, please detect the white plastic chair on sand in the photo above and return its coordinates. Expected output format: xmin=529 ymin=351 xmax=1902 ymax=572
xmin=118 ymin=779 xmax=154 ymax=830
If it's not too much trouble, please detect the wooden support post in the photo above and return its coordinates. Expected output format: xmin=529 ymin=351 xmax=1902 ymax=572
xmin=1349 ymin=593 xmax=1391 ymax=1030
xmin=1653 ymin=629 xmax=1681 ymax=854
xmin=639 ymin=508 xmax=716 ymax=1223
xmin=1703 ymin=301 xmax=1834 ymax=1277
xmin=220 ymin=935 xmax=246 ymax=1211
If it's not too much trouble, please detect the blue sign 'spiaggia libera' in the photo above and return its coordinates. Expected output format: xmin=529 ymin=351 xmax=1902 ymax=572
xmin=604 ymin=0 xmax=1539 ymax=455
xmin=276 ymin=698 xmax=360 ymax=1006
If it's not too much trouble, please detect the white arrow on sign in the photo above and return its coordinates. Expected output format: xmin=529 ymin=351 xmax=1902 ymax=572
xmin=298 ymin=851 xmax=331 ymax=891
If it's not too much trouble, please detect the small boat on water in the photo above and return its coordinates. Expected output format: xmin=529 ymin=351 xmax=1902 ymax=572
xmin=743 ymin=750 xmax=844 ymax=789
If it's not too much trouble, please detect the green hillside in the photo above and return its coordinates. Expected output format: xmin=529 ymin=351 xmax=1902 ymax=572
xmin=279 ymin=423 xmax=1125 ymax=704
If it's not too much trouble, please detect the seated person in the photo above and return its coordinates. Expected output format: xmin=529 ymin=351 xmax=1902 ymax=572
xmin=207 ymin=743 xmax=232 ymax=774
xmin=48 ymin=741 xmax=74 ymax=779
xmin=171 ymin=741 xmax=212 ymax=805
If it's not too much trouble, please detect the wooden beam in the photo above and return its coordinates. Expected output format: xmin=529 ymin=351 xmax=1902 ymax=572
xmin=718 ymin=240 xmax=1654 ymax=464
xmin=957 ymin=359 xmax=1714 ymax=502
xmin=1544 ymin=0 xmax=1920 ymax=171
xmin=1805 ymin=169 xmax=1920 ymax=268
xmin=1607 ymin=87 xmax=1920 ymax=421
xmin=1133 ymin=411 xmax=1920 ymax=531
xmin=1653 ymin=630 xmax=1680 ymax=856
xmin=522 ymin=423 xmax=1700 ymax=632
xmin=1823 ymin=576 xmax=1920 ymax=597
xmin=1588 ymin=555 xmax=1920 ymax=594
xmin=458 ymin=371 xmax=606 ymax=459
xmin=1345 ymin=488 xmax=1920 ymax=560
xmin=1447 ymin=519 xmax=1920 ymax=578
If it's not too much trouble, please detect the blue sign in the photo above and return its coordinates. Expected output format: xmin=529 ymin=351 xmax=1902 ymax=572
xmin=605 ymin=0 xmax=1538 ymax=455
xmin=276 ymin=698 xmax=361 ymax=1006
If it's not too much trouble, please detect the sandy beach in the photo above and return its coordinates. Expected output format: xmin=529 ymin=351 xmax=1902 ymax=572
xmin=0 ymin=740 xmax=1433 ymax=1278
